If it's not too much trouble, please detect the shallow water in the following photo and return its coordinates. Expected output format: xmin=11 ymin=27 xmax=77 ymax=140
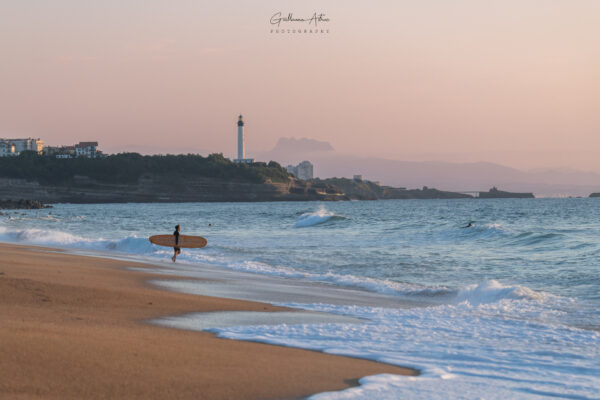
xmin=2 ymin=199 xmax=599 ymax=398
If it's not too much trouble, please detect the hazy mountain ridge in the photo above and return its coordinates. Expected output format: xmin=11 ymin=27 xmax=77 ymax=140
xmin=260 ymin=138 xmax=600 ymax=197
xmin=256 ymin=137 xmax=335 ymax=163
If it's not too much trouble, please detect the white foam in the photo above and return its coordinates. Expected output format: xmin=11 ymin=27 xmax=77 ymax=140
xmin=294 ymin=207 xmax=347 ymax=228
xmin=0 ymin=226 xmax=554 ymax=308
xmin=0 ymin=226 xmax=91 ymax=245
xmin=3 ymin=203 xmax=599 ymax=399
xmin=0 ymin=226 xmax=155 ymax=255
xmin=212 ymin=300 xmax=600 ymax=400
xmin=457 ymin=223 xmax=514 ymax=240
xmin=453 ymin=280 xmax=545 ymax=305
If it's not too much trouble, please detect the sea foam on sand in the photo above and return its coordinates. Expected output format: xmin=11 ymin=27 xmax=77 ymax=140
xmin=213 ymin=299 xmax=599 ymax=400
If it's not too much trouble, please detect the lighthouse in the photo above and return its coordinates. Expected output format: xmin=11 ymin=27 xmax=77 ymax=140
xmin=234 ymin=114 xmax=254 ymax=164
xmin=237 ymin=114 xmax=245 ymax=159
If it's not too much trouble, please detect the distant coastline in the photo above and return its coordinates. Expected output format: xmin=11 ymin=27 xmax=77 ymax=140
xmin=0 ymin=153 xmax=539 ymax=204
xmin=477 ymin=187 xmax=534 ymax=199
xmin=0 ymin=153 xmax=344 ymax=203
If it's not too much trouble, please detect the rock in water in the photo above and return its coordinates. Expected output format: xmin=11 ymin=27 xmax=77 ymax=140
xmin=0 ymin=199 xmax=51 ymax=210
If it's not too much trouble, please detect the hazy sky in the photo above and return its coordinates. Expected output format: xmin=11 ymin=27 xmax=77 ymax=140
xmin=1 ymin=1 xmax=599 ymax=170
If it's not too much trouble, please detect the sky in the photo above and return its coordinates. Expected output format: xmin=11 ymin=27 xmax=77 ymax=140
xmin=1 ymin=1 xmax=599 ymax=171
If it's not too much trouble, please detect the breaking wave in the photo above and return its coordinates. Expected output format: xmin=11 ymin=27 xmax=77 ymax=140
xmin=294 ymin=207 xmax=348 ymax=228
xmin=0 ymin=226 xmax=155 ymax=255
xmin=0 ymin=227 xmax=547 ymax=307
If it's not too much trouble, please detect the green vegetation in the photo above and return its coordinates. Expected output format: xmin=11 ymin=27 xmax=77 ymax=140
xmin=0 ymin=152 xmax=291 ymax=185
xmin=311 ymin=178 xmax=383 ymax=199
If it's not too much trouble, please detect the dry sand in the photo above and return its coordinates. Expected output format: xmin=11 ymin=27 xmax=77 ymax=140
xmin=0 ymin=243 xmax=417 ymax=399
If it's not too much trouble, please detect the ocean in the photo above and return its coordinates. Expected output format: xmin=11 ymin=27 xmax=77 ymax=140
xmin=1 ymin=199 xmax=599 ymax=399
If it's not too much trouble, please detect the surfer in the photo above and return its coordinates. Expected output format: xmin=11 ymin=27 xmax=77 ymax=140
xmin=172 ymin=224 xmax=181 ymax=262
xmin=463 ymin=221 xmax=474 ymax=228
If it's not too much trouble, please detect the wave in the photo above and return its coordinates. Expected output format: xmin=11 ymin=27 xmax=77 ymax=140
xmin=167 ymin=251 xmax=549 ymax=307
xmin=0 ymin=226 xmax=89 ymax=245
xmin=0 ymin=226 xmax=155 ymax=255
xmin=103 ymin=236 xmax=156 ymax=254
xmin=293 ymin=207 xmax=348 ymax=228
xmin=456 ymin=224 xmax=570 ymax=250
xmin=452 ymin=280 xmax=545 ymax=305
xmin=508 ymin=232 xmax=564 ymax=247
xmin=376 ymin=280 xmax=546 ymax=305
xmin=461 ymin=223 xmax=513 ymax=238
xmin=0 ymin=227 xmax=549 ymax=308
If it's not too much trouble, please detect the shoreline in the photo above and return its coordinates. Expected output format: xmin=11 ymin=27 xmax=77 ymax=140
xmin=0 ymin=242 xmax=417 ymax=399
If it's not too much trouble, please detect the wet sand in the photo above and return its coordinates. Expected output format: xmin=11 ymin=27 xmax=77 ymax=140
xmin=0 ymin=243 xmax=417 ymax=399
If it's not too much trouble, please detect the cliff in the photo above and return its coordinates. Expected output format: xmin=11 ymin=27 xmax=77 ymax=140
xmin=0 ymin=199 xmax=49 ymax=210
xmin=0 ymin=153 xmax=346 ymax=203
xmin=311 ymin=178 xmax=473 ymax=200
xmin=0 ymin=176 xmax=346 ymax=204
xmin=0 ymin=154 xmax=538 ymax=203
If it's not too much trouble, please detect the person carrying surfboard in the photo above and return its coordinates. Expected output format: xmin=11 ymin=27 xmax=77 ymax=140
xmin=172 ymin=224 xmax=181 ymax=262
xmin=149 ymin=230 xmax=206 ymax=258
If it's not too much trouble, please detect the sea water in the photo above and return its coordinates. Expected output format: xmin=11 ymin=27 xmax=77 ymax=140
xmin=1 ymin=199 xmax=599 ymax=399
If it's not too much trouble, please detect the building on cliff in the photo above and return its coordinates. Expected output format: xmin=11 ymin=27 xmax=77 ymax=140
xmin=75 ymin=142 xmax=99 ymax=158
xmin=234 ymin=115 xmax=255 ymax=164
xmin=287 ymin=161 xmax=314 ymax=180
xmin=0 ymin=141 xmax=17 ymax=157
xmin=44 ymin=142 xmax=102 ymax=158
xmin=44 ymin=145 xmax=76 ymax=158
xmin=0 ymin=137 xmax=44 ymax=155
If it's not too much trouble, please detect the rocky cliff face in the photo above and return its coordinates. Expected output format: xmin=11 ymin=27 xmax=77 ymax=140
xmin=311 ymin=178 xmax=473 ymax=200
xmin=0 ymin=176 xmax=346 ymax=203
xmin=0 ymin=199 xmax=49 ymax=210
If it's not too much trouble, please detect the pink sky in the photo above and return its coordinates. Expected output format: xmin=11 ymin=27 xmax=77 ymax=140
xmin=1 ymin=1 xmax=599 ymax=171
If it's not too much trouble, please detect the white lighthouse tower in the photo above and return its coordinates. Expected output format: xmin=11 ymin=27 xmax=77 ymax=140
xmin=237 ymin=114 xmax=245 ymax=159
xmin=234 ymin=114 xmax=254 ymax=164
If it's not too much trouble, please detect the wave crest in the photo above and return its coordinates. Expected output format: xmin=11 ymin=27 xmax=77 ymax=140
xmin=453 ymin=280 xmax=544 ymax=305
xmin=0 ymin=226 xmax=155 ymax=254
xmin=0 ymin=228 xmax=548 ymax=308
xmin=294 ymin=208 xmax=348 ymax=228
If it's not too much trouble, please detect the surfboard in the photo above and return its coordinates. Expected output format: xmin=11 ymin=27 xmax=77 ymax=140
xmin=149 ymin=234 xmax=207 ymax=249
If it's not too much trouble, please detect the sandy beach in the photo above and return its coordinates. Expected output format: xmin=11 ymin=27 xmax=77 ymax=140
xmin=0 ymin=243 xmax=416 ymax=400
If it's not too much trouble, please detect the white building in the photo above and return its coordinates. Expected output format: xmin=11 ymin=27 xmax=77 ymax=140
xmin=75 ymin=142 xmax=98 ymax=158
xmin=287 ymin=160 xmax=314 ymax=180
xmin=44 ymin=145 xmax=75 ymax=158
xmin=353 ymin=174 xmax=363 ymax=182
xmin=233 ymin=115 xmax=254 ymax=164
xmin=0 ymin=137 xmax=44 ymax=154
xmin=0 ymin=141 xmax=17 ymax=157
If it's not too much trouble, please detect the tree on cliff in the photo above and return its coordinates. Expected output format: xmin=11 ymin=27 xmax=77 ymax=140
xmin=0 ymin=152 xmax=291 ymax=185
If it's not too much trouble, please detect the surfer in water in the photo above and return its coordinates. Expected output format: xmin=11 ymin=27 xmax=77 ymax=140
xmin=463 ymin=221 xmax=474 ymax=228
xmin=172 ymin=224 xmax=181 ymax=262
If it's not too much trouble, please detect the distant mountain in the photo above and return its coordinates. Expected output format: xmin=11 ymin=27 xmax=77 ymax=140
xmin=311 ymin=155 xmax=600 ymax=197
xmin=256 ymin=138 xmax=600 ymax=197
xmin=273 ymin=137 xmax=334 ymax=152
xmin=256 ymin=137 xmax=334 ymax=164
